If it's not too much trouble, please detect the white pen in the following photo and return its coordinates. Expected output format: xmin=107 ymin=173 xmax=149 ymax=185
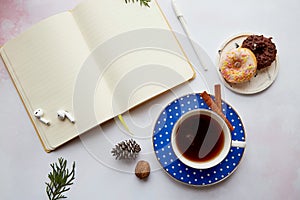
xmin=171 ymin=0 xmax=208 ymax=71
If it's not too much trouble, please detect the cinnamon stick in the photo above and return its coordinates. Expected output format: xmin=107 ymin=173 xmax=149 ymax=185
xmin=214 ymin=84 xmax=222 ymax=109
xmin=200 ymin=91 xmax=234 ymax=131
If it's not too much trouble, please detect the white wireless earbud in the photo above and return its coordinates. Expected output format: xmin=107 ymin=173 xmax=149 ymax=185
xmin=33 ymin=108 xmax=50 ymax=125
xmin=57 ymin=110 xmax=75 ymax=123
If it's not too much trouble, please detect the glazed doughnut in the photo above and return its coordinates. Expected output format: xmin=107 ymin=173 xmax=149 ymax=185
xmin=242 ymin=35 xmax=277 ymax=69
xmin=219 ymin=48 xmax=257 ymax=83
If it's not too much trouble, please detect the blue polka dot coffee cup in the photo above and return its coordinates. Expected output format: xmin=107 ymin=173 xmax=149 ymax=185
xmin=171 ymin=109 xmax=246 ymax=169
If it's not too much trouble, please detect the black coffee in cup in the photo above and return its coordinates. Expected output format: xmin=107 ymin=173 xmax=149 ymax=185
xmin=175 ymin=113 xmax=224 ymax=162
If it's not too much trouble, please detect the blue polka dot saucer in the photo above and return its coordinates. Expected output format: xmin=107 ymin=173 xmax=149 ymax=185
xmin=153 ymin=93 xmax=246 ymax=186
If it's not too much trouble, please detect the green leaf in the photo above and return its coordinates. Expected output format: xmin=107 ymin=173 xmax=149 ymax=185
xmin=125 ymin=0 xmax=151 ymax=7
xmin=45 ymin=158 xmax=76 ymax=200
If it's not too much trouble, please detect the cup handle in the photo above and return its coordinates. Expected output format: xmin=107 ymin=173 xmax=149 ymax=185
xmin=232 ymin=140 xmax=246 ymax=148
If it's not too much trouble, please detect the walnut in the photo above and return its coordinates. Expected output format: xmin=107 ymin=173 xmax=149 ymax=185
xmin=135 ymin=160 xmax=150 ymax=179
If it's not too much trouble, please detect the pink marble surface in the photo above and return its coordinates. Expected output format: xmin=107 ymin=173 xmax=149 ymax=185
xmin=0 ymin=0 xmax=83 ymax=82
xmin=0 ymin=0 xmax=83 ymax=45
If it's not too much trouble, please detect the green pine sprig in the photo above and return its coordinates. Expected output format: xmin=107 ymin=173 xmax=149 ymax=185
xmin=125 ymin=0 xmax=151 ymax=7
xmin=46 ymin=158 xmax=76 ymax=200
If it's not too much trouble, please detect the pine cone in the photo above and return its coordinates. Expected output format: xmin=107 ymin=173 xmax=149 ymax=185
xmin=111 ymin=139 xmax=141 ymax=160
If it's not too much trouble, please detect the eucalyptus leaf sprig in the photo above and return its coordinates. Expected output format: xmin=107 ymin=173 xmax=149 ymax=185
xmin=46 ymin=158 xmax=76 ymax=200
xmin=125 ymin=0 xmax=151 ymax=7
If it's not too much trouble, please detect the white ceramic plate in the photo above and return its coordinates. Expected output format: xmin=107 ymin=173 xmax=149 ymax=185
xmin=216 ymin=33 xmax=279 ymax=94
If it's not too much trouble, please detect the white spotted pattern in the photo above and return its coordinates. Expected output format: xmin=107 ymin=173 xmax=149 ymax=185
xmin=153 ymin=93 xmax=246 ymax=186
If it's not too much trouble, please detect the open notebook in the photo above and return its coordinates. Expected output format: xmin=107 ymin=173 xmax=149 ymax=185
xmin=0 ymin=0 xmax=195 ymax=152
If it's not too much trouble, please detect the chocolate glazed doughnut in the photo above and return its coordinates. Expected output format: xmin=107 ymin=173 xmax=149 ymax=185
xmin=241 ymin=35 xmax=277 ymax=70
